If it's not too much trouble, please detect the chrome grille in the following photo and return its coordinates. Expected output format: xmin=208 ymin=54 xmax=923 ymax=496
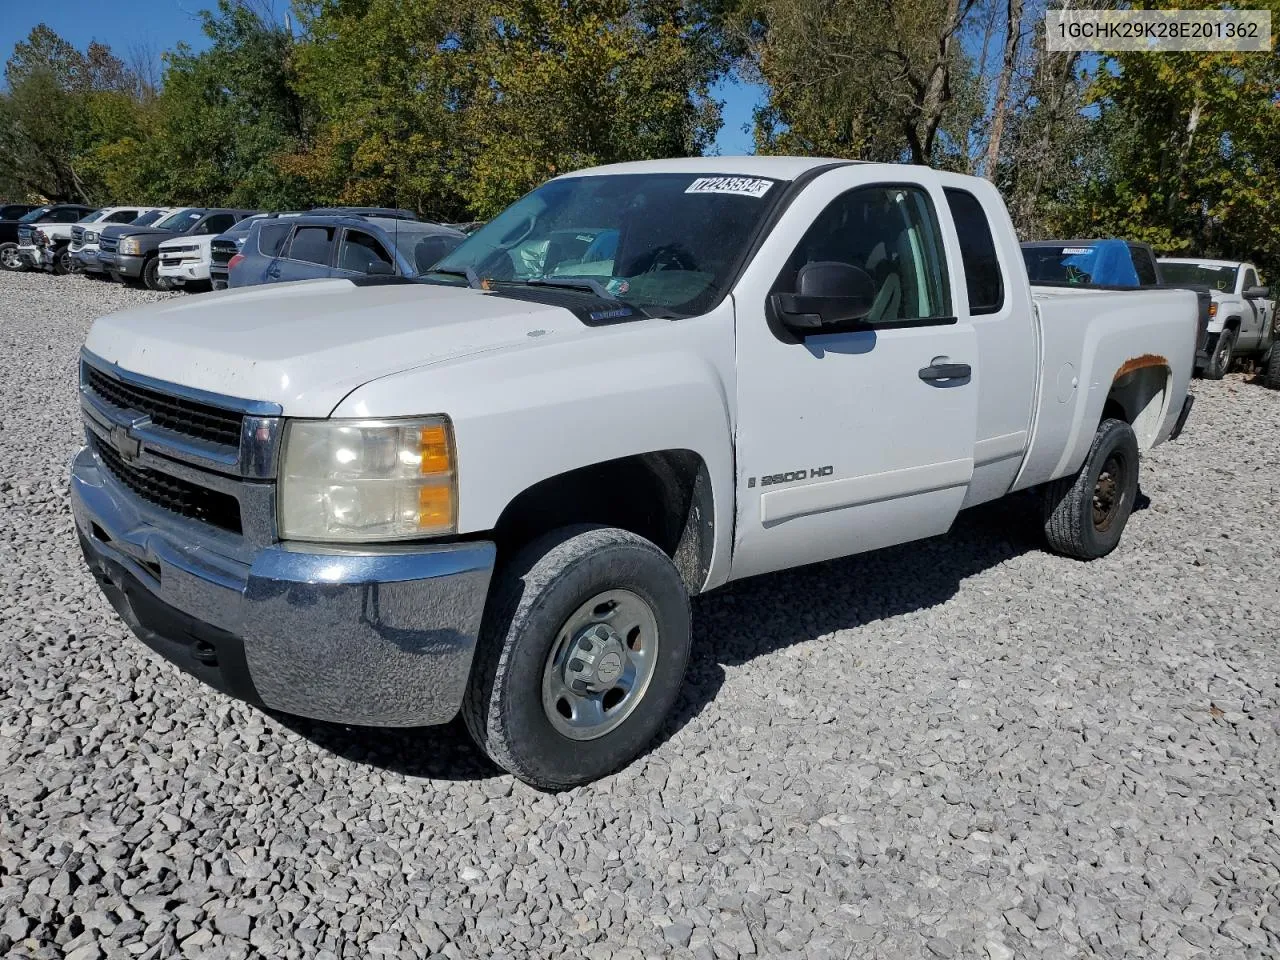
xmin=85 ymin=365 xmax=244 ymax=447
xmin=71 ymin=226 xmax=85 ymax=244
xmin=93 ymin=436 xmax=243 ymax=534
xmin=211 ymin=240 xmax=237 ymax=267
xmin=18 ymin=226 xmax=33 ymax=245
xmin=99 ymin=236 xmax=118 ymax=253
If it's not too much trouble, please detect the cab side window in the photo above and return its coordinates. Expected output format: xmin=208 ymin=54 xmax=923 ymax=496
xmin=106 ymin=210 xmax=138 ymax=223
xmin=944 ymin=188 xmax=1004 ymax=314
xmin=775 ymin=185 xmax=951 ymax=324
xmin=199 ymin=213 xmax=237 ymax=236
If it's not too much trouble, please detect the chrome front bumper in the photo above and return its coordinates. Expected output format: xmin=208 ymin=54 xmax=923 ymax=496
xmin=71 ymin=445 xmax=496 ymax=726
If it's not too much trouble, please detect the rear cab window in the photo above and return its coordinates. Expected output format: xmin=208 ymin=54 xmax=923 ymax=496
xmin=944 ymin=189 xmax=1004 ymax=315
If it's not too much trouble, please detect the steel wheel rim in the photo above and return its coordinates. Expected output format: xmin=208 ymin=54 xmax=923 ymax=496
xmin=541 ymin=588 xmax=659 ymax=741
xmin=1092 ymin=453 xmax=1125 ymax=532
xmin=1217 ymin=335 xmax=1232 ymax=368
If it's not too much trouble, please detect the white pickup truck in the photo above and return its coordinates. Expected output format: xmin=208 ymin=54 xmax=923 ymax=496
xmin=71 ymin=158 xmax=1198 ymax=788
xmin=1157 ymin=258 xmax=1275 ymax=383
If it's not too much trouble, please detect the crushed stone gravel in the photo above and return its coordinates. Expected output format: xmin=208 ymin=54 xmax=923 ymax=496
xmin=1 ymin=269 xmax=1278 ymax=959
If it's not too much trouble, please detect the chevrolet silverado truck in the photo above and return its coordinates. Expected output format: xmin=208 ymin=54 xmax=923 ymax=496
xmin=1157 ymin=258 xmax=1275 ymax=381
xmin=73 ymin=209 xmax=173 ymax=276
xmin=99 ymin=208 xmax=256 ymax=290
xmin=71 ymin=159 xmax=1198 ymax=789
xmin=2 ymin=203 xmax=93 ymax=271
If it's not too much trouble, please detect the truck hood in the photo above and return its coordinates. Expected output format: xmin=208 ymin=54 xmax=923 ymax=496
xmin=84 ymin=279 xmax=592 ymax=417
xmin=100 ymin=224 xmax=176 ymax=241
xmin=159 ymin=234 xmax=214 ymax=251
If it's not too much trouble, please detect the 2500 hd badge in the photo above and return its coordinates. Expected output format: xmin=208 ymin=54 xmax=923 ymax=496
xmin=748 ymin=465 xmax=834 ymax=488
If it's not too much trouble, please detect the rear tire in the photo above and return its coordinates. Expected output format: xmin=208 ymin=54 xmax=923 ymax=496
xmin=1203 ymin=328 xmax=1236 ymax=380
xmin=1041 ymin=418 xmax=1140 ymax=560
xmin=464 ymin=526 xmax=691 ymax=790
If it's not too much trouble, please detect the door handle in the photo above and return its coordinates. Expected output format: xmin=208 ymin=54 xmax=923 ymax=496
xmin=918 ymin=361 xmax=971 ymax=382
xmin=267 ymin=265 xmax=281 ymax=278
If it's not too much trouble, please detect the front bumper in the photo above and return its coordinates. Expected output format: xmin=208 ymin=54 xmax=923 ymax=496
xmin=71 ymin=445 xmax=496 ymax=726
xmin=17 ymin=244 xmax=44 ymax=268
xmin=104 ymin=252 xmax=145 ymax=278
xmin=74 ymin=248 xmax=103 ymax=272
xmin=158 ymin=260 xmax=211 ymax=283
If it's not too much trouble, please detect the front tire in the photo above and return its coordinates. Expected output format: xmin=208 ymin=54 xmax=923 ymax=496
xmin=1041 ymin=418 xmax=1140 ymax=560
xmin=1263 ymin=342 xmax=1280 ymax=390
xmin=464 ymin=526 xmax=691 ymax=790
xmin=52 ymin=245 xmax=73 ymax=275
xmin=142 ymin=256 xmax=169 ymax=291
xmin=1203 ymin=328 xmax=1236 ymax=380
xmin=0 ymin=242 xmax=25 ymax=272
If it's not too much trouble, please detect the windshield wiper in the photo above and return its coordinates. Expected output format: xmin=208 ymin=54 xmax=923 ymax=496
xmin=430 ymin=265 xmax=483 ymax=288
xmin=524 ymin=277 xmax=618 ymax=301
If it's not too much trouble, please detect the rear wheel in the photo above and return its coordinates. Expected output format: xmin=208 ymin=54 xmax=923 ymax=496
xmin=464 ymin=526 xmax=691 ymax=790
xmin=1203 ymin=328 xmax=1236 ymax=380
xmin=1041 ymin=418 xmax=1140 ymax=560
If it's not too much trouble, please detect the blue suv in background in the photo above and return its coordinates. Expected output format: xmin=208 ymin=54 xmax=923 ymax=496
xmin=228 ymin=214 xmax=464 ymax=288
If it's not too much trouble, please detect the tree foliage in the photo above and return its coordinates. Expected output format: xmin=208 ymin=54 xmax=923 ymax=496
xmin=0 ymin=0 xmax=1275 ymax=278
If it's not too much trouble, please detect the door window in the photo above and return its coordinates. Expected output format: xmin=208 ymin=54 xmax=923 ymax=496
xmin=199 ymin=213 xmax=237 ymax=235
xmin=106 ymin=210 xmax=138 ymax=223
xmin=286 ymin=226 xmax=335 ymax=266
xmin=337 ymin=230 xmax=394 ymax=273
xmin=944 ymin=189 xmax=1004 ymax=315
xmin=775 ymin=185 xmax=951 ymax=324
xmin=50 ymin=208 xmax=81 ymax=223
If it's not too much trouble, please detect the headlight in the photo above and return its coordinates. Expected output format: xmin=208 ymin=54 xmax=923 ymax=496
xmin=120 ymin=238 xmax=141 ymax=255
xmin=84 ymin=231 xmax=97 ymax=243
xmin=278 ymin=417 xmax=456 ymax=542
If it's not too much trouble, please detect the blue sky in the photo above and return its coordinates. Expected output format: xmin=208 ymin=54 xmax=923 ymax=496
xmin=1 ymin=0 xmax=764 ymax=154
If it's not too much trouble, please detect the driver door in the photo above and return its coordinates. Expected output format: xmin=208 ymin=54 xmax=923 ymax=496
xmin=730 ymin=169 xmax=979 ymax=580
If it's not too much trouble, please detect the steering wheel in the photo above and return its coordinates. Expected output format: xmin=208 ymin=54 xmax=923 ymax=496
xmin=639 ymin=244 xmax=699 ymax=274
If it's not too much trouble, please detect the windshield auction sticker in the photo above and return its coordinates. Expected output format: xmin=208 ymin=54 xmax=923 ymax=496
xmin=685 ymin=177 xmax=775 ymax=198
xmin=1047 ymin=9 xmax=1272 ymax=52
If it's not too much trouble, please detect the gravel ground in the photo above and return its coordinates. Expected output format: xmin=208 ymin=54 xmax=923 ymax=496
xmin=2 ymin=269 xmax=1278 ymax=960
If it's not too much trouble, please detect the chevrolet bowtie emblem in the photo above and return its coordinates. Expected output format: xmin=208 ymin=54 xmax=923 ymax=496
xmin=110 ymin=424 xmax=141 ymax=462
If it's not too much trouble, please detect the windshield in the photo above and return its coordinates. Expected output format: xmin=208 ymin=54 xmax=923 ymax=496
xmin=155 ymin=209 xmax=202 ymax=231
xmin=77 ymin=209 xmax=108 ymax=224
xmin=131 ymin=210 xmax=165 ymax=227
xmin=1158 ymin=262 xmax=1238 ymax=291
xmin=427 ymin=173 xmax=782 ymax=316
xmin=19 ymin=206 xmax=52 ymax=222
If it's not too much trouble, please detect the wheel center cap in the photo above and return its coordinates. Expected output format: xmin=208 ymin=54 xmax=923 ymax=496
xmin=565 ymin=624 xmax=627 ymax=693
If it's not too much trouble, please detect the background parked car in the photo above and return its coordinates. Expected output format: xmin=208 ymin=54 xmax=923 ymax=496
xmin=1157 ymin=258 xmax=1275 ymax=380
xmin=229 ymin=214 xmax=464 ymax=288
xmin=22 ymin=207 xmax=154 ymax=275
xmin=208 ymin=212 xmax=308 ymax=290
xmin=73 ymin=208 xmax=173 ymax=276
xmin=1 ymin=204 xmax=94 ymax=272
xmin=99 ymin=208 xmax=256 ymax=290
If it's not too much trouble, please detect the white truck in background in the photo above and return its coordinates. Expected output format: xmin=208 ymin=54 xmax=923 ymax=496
xmin=1158 ymin=258 xmax=1276 ymax=383
xmin=72 ymin=158 xmax=1198 ymax=788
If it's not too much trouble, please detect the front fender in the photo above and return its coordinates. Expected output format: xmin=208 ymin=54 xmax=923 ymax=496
xmin=332 ymin=307 xmax=738 ymax=588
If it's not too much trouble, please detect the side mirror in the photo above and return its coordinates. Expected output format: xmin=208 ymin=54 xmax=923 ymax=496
xmin=365 ymin=261 xmax=395 ymax=276
xmin=771 ymin=261 xmax=876 ymax=334
xmin=1243 ymin=285 xmax=1269 ymax=300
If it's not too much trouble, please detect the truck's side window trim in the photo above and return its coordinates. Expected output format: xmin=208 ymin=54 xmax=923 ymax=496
xmin=943 ymin=188 xmax=1004 ymax=315
xmin=768 ymin=181 xmax=957 ymax=338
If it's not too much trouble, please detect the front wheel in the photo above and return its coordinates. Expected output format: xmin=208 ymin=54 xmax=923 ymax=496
xmin=52 ymin=246 xmax=73 ymax=275
xmin=0 ymin=242 xmax=25 ymax=272
xmin=142 ymin=256 xmax=169 ymax=291
xmin=1203 ymin=328 xmax=1236 ymax=380
xmin=464 ymin=526 xmax=691 ymax=790
xmin=1263 ymin=342 xmax=1280 ymax=390
xmin=1041 ymin=418 xmax=1140 ymax=560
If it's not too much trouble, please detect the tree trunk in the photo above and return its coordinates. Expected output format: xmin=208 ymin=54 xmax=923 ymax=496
xmin=985 ymin=0 xmax=1023 ymax=180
